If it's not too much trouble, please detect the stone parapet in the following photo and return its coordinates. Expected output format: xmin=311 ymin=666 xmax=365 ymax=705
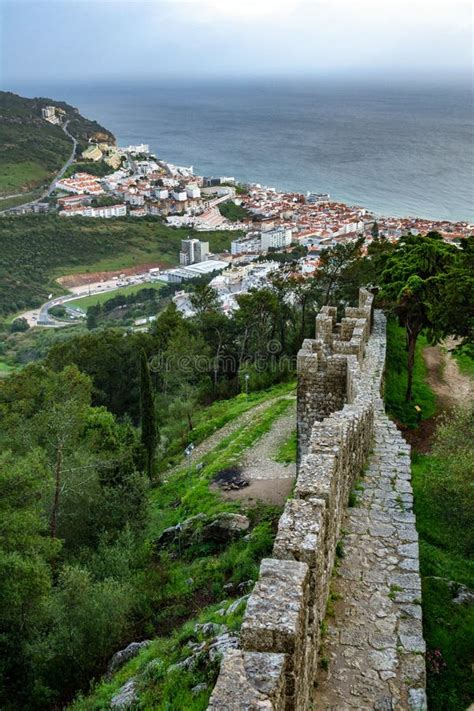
xmin=207 ymin=289 xmax=425 ymax=710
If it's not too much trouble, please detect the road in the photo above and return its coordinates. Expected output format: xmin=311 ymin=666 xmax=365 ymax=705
xmin=19 ymin=272 xmax=155 ymax=327
xmin=0 ymin=120 xmax=77 ymax=213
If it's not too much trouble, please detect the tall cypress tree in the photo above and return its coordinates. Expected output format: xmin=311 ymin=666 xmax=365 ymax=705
xmin=139 ymin=350 xmax=158 ymax=478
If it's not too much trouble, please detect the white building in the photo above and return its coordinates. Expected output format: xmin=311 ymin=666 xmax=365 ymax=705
xmin=179 ymin=238 xmax=209 ymax=266
xmin=231 ymin=234 xmax=262 ymax=255
xmin=125 ymin=144 xmax=150 ymax=154
xmin=163 ymin=260 xmax=228 ymax=284
xmin=60 ymin=204 xmax=127 ymax=219
xmin=172 ymin=189 xmax=187 ymax=202
xmin=155 ymin=188 xmax=169 ymax=200
xmin=260 ymin=228 xmax=293 ymax=251
xmin=41 ymin=106 xmax=60 ymax=124
xmin=186 ymin=185 xmax=201 ymax=199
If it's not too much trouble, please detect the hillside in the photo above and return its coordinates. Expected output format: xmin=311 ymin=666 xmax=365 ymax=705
xmin=0 ymin=214 xmax=235 ymax=317
xmin=0 ymin=91 xmax=115 ymax=196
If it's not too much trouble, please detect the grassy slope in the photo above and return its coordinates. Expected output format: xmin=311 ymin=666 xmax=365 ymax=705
xmin=385 ymin=319 xmax=473 ymax=710
xmin=384 ymin=317 xmax=437 ymax=427
xmin=0 ymin=214 xmax=237 ymax=317
xmin=70 ymin=389 xmax=294 ymax=710
xmin=0 ymin=91 xmax=115 ymax=195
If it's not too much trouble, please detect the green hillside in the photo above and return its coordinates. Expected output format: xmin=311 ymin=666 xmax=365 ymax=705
xmin=0 ymin=214 xmax=236 ymax=317
xmin=0 ymin=91 xmax=115 ymax=196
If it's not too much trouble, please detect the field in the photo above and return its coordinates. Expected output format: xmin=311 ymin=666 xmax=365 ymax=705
xmin=67 ymin=281 xmax=165 ymax=311
xmin=0 ymin=214 xmax=238 ymax=317
xmin=0 ymin=161 xmax=52 ymax=195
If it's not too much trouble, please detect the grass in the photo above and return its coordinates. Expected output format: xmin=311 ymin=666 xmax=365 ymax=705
xmin=70 ymin=392 xmax=292 ymax=710
xmin=274 ymin=428 xmax=297 ymax=464
xmin=384 ymin=317 xmax=437 ymax=427
xmin=412 ymin=454 xmax=474 ymax=710
xmin=67 ymin=281 xmax=166 ymax=311
xmin=159 ymin=381 xmax=296 ymax=472
xmin=0 ymin=189 xmax=43 ymax=211
xmin=452 ymin=347 xmax=474 ymax=380
xmin=0 ymin=161 xmax=51 ymax=194
xmin=0 ymin=213 xmax=240 ymax=317
xmin=385 ymin=312 xmax=474 ymax=710
xmin=218 ymin=202 xmax=251 ymax=222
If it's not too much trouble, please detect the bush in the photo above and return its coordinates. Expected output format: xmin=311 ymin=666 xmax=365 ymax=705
xmin=10 ymin=317 xmax=29 ymax=333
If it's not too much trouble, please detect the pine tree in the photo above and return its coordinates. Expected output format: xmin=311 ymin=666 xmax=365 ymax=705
xmin=139 ymin=350 xmax=158 ymax=478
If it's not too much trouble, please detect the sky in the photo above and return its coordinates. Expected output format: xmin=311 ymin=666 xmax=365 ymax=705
xmin=0 ymin=0 xmax=472 ymax=85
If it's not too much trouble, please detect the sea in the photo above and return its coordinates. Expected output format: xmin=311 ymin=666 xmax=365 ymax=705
xmin=13 ymin=78 xmax=474 ymax=222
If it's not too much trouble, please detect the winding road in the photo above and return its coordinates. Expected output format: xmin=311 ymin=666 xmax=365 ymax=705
xmin=0 ymin=120 xmax=77 ymax=213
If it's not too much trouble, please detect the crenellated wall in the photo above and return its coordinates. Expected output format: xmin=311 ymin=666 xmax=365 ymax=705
xmin=207 ymin=289 xmax=423 ymax=711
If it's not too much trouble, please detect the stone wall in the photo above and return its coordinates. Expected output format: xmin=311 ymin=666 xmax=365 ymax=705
xmin=207 ymin=289 xmax=421 ymax=711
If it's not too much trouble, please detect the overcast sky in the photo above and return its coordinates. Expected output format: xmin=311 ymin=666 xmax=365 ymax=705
xmin=1 ymin=0 xmax=472 ymax=85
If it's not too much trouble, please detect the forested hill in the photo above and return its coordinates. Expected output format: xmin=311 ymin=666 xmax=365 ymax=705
xmin=0 ymin=91 xmax=115 ymax=196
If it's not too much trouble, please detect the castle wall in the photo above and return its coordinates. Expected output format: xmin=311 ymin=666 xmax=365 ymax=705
xmin=207 ymin=289 xmax=425 ymax=711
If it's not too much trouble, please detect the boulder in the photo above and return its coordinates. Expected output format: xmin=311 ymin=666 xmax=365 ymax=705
xmin=202 ymin=513 xmax=250 ymax=543
xmin=110 ymin=678 xmax=138 ymax=709
xmin=107 ymin=640 xmax=151 ymax=677
xmin=153 ymin=513 xmax=208 ymax=552
xmin=192 ymin=682 xmax=208 ymax=695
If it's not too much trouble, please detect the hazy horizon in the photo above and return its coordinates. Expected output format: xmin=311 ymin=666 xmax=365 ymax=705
xmin=1 ymin=0 xmax=472 ymax=86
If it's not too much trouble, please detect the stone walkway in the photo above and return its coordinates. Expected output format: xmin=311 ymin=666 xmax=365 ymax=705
xmin=314 ymin=401 xmax=427 ymax=711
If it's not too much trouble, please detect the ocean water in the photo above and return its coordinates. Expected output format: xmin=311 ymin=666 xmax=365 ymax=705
xmin=14 ymin=78 xmax=474 ymax=221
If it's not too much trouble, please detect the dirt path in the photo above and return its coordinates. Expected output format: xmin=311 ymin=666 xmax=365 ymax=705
xmin=166 ymin=394 xmax=295 ymax=478
xmin=424 ymin=342 xmax=474 ymax=410
xmin=216 ymin=403 xmax=297 ymax=506
xmin=405 ymin=343 xmax=473 ymax=452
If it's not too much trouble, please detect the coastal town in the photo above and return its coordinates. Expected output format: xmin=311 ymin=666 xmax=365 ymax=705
xmin=6 ymin=111 xmax=473 ymax=326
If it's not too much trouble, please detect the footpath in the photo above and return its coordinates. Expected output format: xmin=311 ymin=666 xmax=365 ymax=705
xmin=314 ymin=400 xmax=426 ymax=711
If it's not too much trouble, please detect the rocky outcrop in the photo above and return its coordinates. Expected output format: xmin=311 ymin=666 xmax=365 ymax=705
xmin=154 ymin=512 xmax=250 ymax=554
xmin=110 ymin=678 xmax=138 ymax=709
xmin=107 ymin=640 xmax=151 ymax=678
xmin=208 ymin=289 xmax=427 ymax=710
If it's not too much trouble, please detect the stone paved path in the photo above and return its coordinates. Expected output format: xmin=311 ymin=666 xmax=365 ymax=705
xmin=314 ymin=401 xmax=427 ymax=711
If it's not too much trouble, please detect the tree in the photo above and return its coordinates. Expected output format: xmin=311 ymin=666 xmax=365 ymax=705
xmin=0 ymin=450 xmax=57 ymax=706
xmin=316 ymin=236 xmax=365 ymax=305
xmin=371 ymin=220 xmax=379 ymax=238
xmin=10 ymin=317 xmax=29 ymax=333
xmin=139 ymin=350 xmax=158 ymax=478
xmin=379 ymin=232 xmax=459 ymax=401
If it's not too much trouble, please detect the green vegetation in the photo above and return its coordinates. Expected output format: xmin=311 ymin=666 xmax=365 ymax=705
xmin=67 ymin=282 xmax=165 ymax=312
xmin=63 ymin=161 xmax=116 ymax=179
xmin=218 ymin=201 xmax=251 ymax=222
xmin=385 ymin=302 xmax=474 ymax=710
xmin=71 ymin=396 xmax=291 ymax=710
xmin=0 ymin=226 xmax=471 ymax=708
xmin=0 ymin=91 xmax=114 ymax=196
xmin=453 ymin=345 xmax=474 ymax=380
xmin=384 ymin=318 xmax=437 ymax=427
xmin=0 ymin=214 xmax=235 ymax=317
xmin=379 ymin=232 xmax=471 ymax=401
xmin=412 ymin=410 xmax=474 ymax=711
xmin=274 ymin=428 xmax=297 ymax=463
